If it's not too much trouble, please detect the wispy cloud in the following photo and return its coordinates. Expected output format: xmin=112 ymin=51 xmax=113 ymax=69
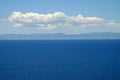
xmin=8 ymin=11 xmax=120 ymax=29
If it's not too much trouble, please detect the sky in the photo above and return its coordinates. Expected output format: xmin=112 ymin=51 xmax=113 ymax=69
xmin=0 ymin=0 xmax=120 ymax=34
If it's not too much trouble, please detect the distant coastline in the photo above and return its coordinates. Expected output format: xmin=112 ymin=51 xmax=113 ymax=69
xmin=0 ymin=32 xmax=120 ymax=40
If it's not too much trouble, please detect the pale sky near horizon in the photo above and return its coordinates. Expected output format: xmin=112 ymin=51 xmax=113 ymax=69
xmin=0 ymin=0 xmax=120 ymax=34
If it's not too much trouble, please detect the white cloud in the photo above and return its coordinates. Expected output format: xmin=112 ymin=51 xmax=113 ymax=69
xmin=8 ymin=11 xmax=120 ymax=29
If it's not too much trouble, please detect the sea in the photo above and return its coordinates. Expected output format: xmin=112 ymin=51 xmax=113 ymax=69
xmin=0 ymin=40 xmax=120 ymax=80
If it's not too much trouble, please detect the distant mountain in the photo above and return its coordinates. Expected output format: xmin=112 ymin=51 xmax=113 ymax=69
xmin=0 ymin=32 xmax=120 ymax=40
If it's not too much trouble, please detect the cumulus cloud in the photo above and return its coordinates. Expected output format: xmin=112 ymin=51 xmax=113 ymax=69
xmin=8 ymin=11 xmax=120 ymax=29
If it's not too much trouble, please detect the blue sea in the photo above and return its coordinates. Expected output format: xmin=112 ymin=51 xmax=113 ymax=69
xmin=0 ymin=40 xmax=120 ymax=80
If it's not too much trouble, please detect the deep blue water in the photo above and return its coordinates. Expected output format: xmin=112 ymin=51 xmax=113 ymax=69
xmin=0 ymin=40 xmax=120 ymax=80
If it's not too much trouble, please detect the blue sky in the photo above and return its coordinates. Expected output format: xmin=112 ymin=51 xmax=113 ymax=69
xmin=0 ymin=0 xmax=120 ymax=34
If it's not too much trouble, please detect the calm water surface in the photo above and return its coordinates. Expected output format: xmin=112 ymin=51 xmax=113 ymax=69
xmin=0 ymin=40 xmax=120 ymax=80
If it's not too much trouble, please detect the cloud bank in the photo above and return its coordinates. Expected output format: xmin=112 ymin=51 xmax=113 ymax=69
xmin=8 ymin=11 xmax=120 ymax=29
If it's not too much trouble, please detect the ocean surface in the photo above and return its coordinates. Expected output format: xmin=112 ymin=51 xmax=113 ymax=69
xmin=0 ymin=40 xmax=120 ymax=80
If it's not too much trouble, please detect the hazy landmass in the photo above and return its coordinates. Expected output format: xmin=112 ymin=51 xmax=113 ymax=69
xmin=0 ymin=32 xmax=120 ymax=40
